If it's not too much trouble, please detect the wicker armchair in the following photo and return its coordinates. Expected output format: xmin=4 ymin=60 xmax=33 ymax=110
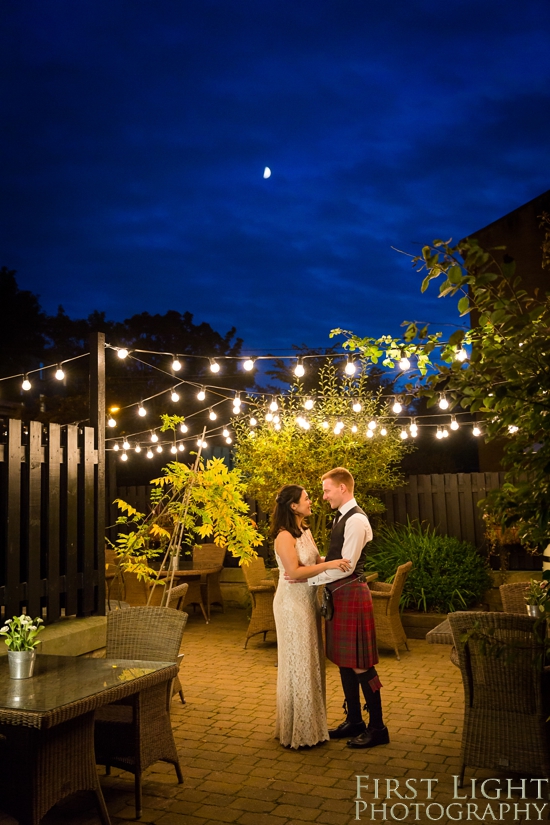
xmin=242 ymin=557 xmax=277 ymax=648
xmin=499 ymin=581 xmax=530 ymax=613
xmin=94 ymin=607 xmax=187 ymax=818
xmin=193 ymin=543 xmax=227 ymax=614
xmin=448 ymin=611 xmax=550 ymax=786
xmin=117 ymin=571 xmax=166 ymax=606
xmin=369 ymin=561 xmax=413 ymax=660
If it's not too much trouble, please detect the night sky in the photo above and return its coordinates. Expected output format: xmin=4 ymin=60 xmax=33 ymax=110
xmin=2 ymin=0 xmax=550 ymax=354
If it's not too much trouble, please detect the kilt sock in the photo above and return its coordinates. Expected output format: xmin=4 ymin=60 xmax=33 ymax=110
xmin=357 ymin=667 xmax=384 ymax=730
xmin=339 ymin=667 xmax=363 ymax=724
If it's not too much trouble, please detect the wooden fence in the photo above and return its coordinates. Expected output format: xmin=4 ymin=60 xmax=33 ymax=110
xmin=0 ymin=419 xmax=105 ymax=623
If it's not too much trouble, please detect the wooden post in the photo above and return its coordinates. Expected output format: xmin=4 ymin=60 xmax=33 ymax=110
xmin=89 ymin=332 xmax=106 ymax=614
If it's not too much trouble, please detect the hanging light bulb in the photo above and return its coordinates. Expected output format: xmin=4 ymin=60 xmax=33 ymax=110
xmin=439 ymin=395 xmax=449 ymax=410
xmin=249 ymin=417 xmax=257 ymax=426
xmin=55 ymin=365 xmax=65 ymax=380
xmin=352 ymin=400 xmax=362 ymax=413
xmin=368 ymin=420 xmax=377 ymax=431
xmin=380 ymin=427 xmax=387 ymax=436
xmin=233 ymin=394 xmax=242 ymax=409
xmin=304 ymin=398 xmax=315 ymax=410
xmin=172 ymin=356 xmax=182 ymax=371
xmin=146 ymin=449 xmax=154 ymax=459
xmin=274 ymin=422 xmax=281 ymax=431
xmin=272 ymin=414 xmax=280 ymax=424
xmin=22 ymin=375 xmax=31 ymax=391
xmin=344 ymin=359 xmax=356 ymax=376
xmin=180 ymin=423 xmax=188 ymax=433
xmin=226 ymin=436 xmax=233 ymax=444
xmin=436 ymin=427 xmax=444 ymax=440
xmin=366 ymin=429 xmax=374 ymax=438
xmin=170 ymin=389 xmax=180 ymax=402
xmin=210 ymin=359 xmax=220 ymax=373
xmin=171 ymin=445 xmax=177 ymax=454
xmin=249 ymin=431 xmax=256 ymax=438
xmin=398 ymin=355 xmax=411 ymax=371
xmin=107 ymin=416 xmax=117 ymax=428
xmin=178 ymin=443 xmax=185 ymax=452
xmin=222 ymin=428 xmax=230 ymax=438
xmin=351 ymin=425 xmax=358 ymax=433
xmin=321 ymin=421 xmax=329 ymax=429
xmin=121 ymin=452 xmax=128 ymax=461
xmin=138 ymin=403 xmax=146 ymax=417
xmin=135 ymin=444 xmax=142 ymax=453
xmin=450 ymin=417 xmax=459 ymax=431
xmin=243 ymin=358 xmax=255 ymax=371
xmin=156 ymin=445 xmax=163 ymax=453
xmin=269 ymin=398 xmax=278 ymax=412
xmin=197 ymin=387 xmax=206 ymax=401
xmin=197 ymin=439 xmax=207 ymax=448
xmin=151 ymin=432 xmax=159 ymax=443
xmin=113 ymin=443 xmax=120 ymax=452
xmin=472 ymin=425 xmax=481 ymax=437
xmin=117 ymin=348 xmax=129 ymax=359
xmin=442 ymin=428 xmax=449 ymax=438
xmin=392 ymin=398 xmax=402 ymax=414
xmin=410 ymin=420 xmax=418 ymax=437
xmin=400 ymin=429 xmax=408 ymax=440
xmin=122 ymin=439 xmax=130 ymax=450
xmin=209 ymin=408 xmax=217 ymax=421
xmin=294 ymin=359 xmax=305 ymax=377
xmin=455 ymin=348 xmax=468 ymax=362
xmin=265 ymin=412 xmax=274 ymax=422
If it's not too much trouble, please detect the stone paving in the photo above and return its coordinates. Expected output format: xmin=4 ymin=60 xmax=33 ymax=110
xmin=0 ymin=608 xmax=543 ymax=825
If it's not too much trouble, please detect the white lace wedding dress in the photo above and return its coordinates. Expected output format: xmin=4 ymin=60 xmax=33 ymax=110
xmin=273 ymin=529 xmax=329 ymax=748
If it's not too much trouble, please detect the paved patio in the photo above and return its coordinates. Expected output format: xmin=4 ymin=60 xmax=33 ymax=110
xmin=0 ymin=607 xmax=543 ymax=825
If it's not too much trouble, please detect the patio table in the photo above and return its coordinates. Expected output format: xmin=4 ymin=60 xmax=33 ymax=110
xmin=0 ymin=653 xmax=177 ymax=825
xmin=426 ymin=617 xmax=459 ymax=666
xmin=159 ymin=560 xmax=223 ymax=621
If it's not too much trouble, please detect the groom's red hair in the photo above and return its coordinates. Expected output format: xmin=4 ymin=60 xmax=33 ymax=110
xmin=321 ymin=467 xmax=354 ymax=491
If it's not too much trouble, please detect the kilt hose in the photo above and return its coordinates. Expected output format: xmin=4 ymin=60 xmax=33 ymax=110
xmin=325 ymin=575 xmax=379 ymax=669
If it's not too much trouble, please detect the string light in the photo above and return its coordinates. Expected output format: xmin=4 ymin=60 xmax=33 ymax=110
xmin=439 ymin=394 xmax=449 ymax=410
xmin=210 ymin=359 xmax=220 ymax=373
xmin=265 ymin=412 xmax=274 ymax=422
xmin=472 ymin=425 xmax=482 ymax=437
xmin=135 ymin=444 xmax=142 ymax=453
xmin=209 ymin=408 xmax=217 ymax=421
xmin=172 ymin=357 xmax=182 ymax=371
xmin=272 ymin=414 xmax=280 ymax=424
xmin=107 ymin=416 xmax=117 ymax=428
xmin=138 ymin=404 xmax=146 ymax=417
xmin=122 ymin=439 xmax=130 ymax=450
xmin=197 ymin=387 xmax=206 ymax=401
xmin=22 ymin=375 xmax=31 ymax=391
xmin=249 ymin=417 xmax=257 ymax=426
xmin=352 ymin=400 xmax=362 ymax=413
xmin=196 ymin=439 xmax=207 ymax=448
xmin=146 ymin=449 xmax=153 ymax=459
xmin=55 ymin=365 xmax=65 ymax=381
xmin=344 ymin=359 xmax=356 ymax=376
xmin=392 ymin=398 xmax=402 ymax=414
xmin=450 ymin=417 xmax=459 ymax=431
xmin=180 ymin=423 xmax=188 ymax=433
xmin=222 ymin=429 xmax=230 ymax=438
xmin=171 ymin=445 xmax=177 ymax=454
xmin=156 ymin=445 xmax=163 ymax=453
xmin=366 ymin=429 xmax=374 ymax=438
xmin=398 ymin=355 xmax=411 ymax=371
xmin=113 ymin=443 xmax=120 ymax=451
xmin=304 ymin=398 xmax=315 ymax=410
xmin=226 ymin=436 xmax=233 ymax=444
xmin=121 ymin=452 xmax=128 ymax=461
xmin=178 ymin=443 xmax=185 ymax=452
xmin=321 ymin=421 xmax=329 ymax=429
xmin=150 ymin=432 xmax=159 ymax=443
xmin=269 ymin=398 xmax=279 ymax=412
xmin=117 ymin=348 xmax=129 ymax=359
xmin=436 ymin=427 xmax=444 ymax=440
xmin=368 ymin=420 xmax=377 ymax=431
xmin=400 ymin=428 xmax=408 ymax=440
xmin=351 ymin=425 xmax=358 ymax=433
xmin=243 ymin=358 xmax=255 ymax=371
xmin=233 ymin=393 xmax=242 ymax=408
xmin=442 ymin=428 xmax=449 ymax=438
xmin=274 ymin=422 xmax=281 ymax=431
xmin=380 ymin=427 xmax=387 ymax=436
xmin=410 ymin=420 xmax=418 ymax=437
xmin=455 ymin=348 xmax=468 ymax=362
xmin=294 ymin=359 xmax=305 ymax=377
xmin=171 ymin=389 xmax=180 ymax=402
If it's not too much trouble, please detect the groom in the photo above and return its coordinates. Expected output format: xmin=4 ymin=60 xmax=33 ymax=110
xmin=308 ymin=467 xmax=389 ymax=748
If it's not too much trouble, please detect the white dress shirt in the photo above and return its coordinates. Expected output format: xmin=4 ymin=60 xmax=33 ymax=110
xmin=308 ymin=497 xmax=373 ymax=586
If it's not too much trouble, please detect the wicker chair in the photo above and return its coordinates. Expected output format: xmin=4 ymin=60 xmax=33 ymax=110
xmin=448 ymin=611 xmax=550 ymax=786
xmin=193 ymin=543 xmax=227 ymax=614
xmin=499 ymin=581 xmax=530 ymax=613
xmin=117 ymin=571 xmax=166 ymax=606
xmin=94 ymin=607 xmax=187 ymax=818
xmin=242 ymin=557 xmax=277 ymax=648
xmin=369 ymin=561 xmax=413 ymax=660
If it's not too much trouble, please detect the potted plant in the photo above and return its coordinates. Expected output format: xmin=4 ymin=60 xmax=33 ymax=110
xmin=0 ymin=615 xmax=44 ymax=679
xmin=524 ymin=577 xmax=550 ymax=618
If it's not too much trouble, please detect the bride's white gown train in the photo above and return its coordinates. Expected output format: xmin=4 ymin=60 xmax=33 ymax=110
xmin=273 ymin=530 xmax=329 ymax=748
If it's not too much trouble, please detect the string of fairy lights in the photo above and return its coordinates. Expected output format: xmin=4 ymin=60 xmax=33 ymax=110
xmin=0 ymin=340 xmax=500 ymax=460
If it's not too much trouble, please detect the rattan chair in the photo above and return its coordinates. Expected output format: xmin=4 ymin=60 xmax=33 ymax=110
xmin=448 ymin=611 xmax=550 ymax=786
xmin=117 ymin=570 xmax=166 ymax=606
xmin=242 ymin=557 xmax=277 ymax=648
xmin=499 ymin=581 xmax=530 ymax=613
xmin=94 ymin=607 xmax=187 ymax=818
xmin=193 ymin=543 xmax=227 ymax=614
xmin=369 ymin=561 xmax=413 ymax=660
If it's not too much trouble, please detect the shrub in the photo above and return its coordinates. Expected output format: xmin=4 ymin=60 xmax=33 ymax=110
xmin=366 ymin=520 xmax=493 ymax=613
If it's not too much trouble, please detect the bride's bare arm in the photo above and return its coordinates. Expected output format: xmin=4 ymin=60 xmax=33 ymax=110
xmin=275 ymin=531 xmax=351 ymax=580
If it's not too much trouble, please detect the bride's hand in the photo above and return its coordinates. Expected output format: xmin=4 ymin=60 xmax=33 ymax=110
xmin=327 ymin=558 xmax=352 ymax=572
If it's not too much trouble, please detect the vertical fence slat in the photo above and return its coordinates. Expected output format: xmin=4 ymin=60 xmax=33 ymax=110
xmin=407 ymin=476 xmax=419 ymax=523
xmin=81 ymin=427 xmax=96 ymax=615
xmin=26 ymin=421 xmax=42 ymax=616
xmin=459 ymin=473 xmax=476 ymax=545
xmin=445 ymin=473 xmax=461 ymax=540
xmin=6 ymin=420 xmax=22 ymax=614
xmin=65 ymin=425 xmax=79 ymax=616
xmin=433 ymin=474 xmax=447 ymax=534
xmin=47 ymin=424 xmax=62 ymax=621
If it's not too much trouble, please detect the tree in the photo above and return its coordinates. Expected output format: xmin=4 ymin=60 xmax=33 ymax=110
xmin=336 ymin=214 xmax=550 ymax=549
xmin=232 ymin=362 xmax=411 ymax=552
xmin=0 ymin=267 xmax=46 ymax=377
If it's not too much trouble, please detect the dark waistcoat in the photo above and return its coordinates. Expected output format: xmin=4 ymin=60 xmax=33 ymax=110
xmin=325 ymin=505 xmax=370 ymax=573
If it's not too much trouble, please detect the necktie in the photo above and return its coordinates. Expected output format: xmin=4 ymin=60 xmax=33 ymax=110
xmin=332 ymin=510 xmax=342 ymax=530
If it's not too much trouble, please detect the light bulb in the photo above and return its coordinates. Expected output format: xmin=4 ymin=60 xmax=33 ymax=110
xmin=117 ymin=348 xmax=129 ymax=359
xmin=380 ymin=427 xmax=387 ymax=436
xmin=232 ymin=406 xmax=240 ymax=415
xmin=222 ymin=428 xmax=230 ymax=437
xmin=171 ymin=389 xmax=180 ymax=402
xmin=146 ymin=449 xmax=154 ymax=458
xmin=442 ymin=428 xmax=449 ymax=438
xmin=156 ymin=445 xmax=163 ymax=453
xmin=352 ymin=401 xmax=362 ymax=413
xmin=171 ymin=445 xmax=177 ymax=454
xmin=180 ymin=423 xmax=188 ymax=433
xmin=450 ymin=418 xmax=459 ymax=431
xmin=274 ymin=423 xmax=281 ymax=431
xmin=113 ymin=443 xmax=120 ymax=452
xmin=472 ymin=425 xmax=481 ymax=437
xmin=233 ymin=394 xmax=242 ymax=408
xmin=368 ymin=420 xmax=377 ymax=431
xmin=226 ymin=436 xmax=233 ymax=444
xmin=333 ymin=425 xmax=342 ymax=435
xmin=135 ymin=444 xmax=142 ymax=453
xmin=107 ymin=417 xmax=117 ymax=428
xmin=366 ymin=429 xmax=374 ymax=438
xmin=22 ymin=376 xmax=31 ymax=391
xmin=400 ymin=429 xmax=408 ymax=440
xmin=294 ymin=361 xmax=305 ymax=377
xmin=178 ymin=443 xmax=185 ymax=452
xmin=210 ymin=359 xmax=220 ymax=373
xmin=138 ymin=404 xmax=146 ymax=417
xmin=249 ymin=417 xmax=257 ymax=427
xmin=197 ymin=388 xmax=206 ymax=401
xmin=249 ymin=431 xmax=256 ymax=438
xmin=172 ymin=357 xmax=182 ymax=371
xmin=410 ymin=422 xmax=418 ymax=437
xmin=304 ymin=398 xmax=314 ymax=410
xmin=398 ymin=356 xmax=410 ymax=371
xmin=439 ymin=395 xmax=449 ymax=410
xmin=121 ymin=452 xmax=128 ymax=461
xmin=436 ymin=428 xmax=443 ymax=439
xmin=265 ymin=412 xmax=273 ymax=422
xmin=269 ymin=399 xmax=278 ymax=412
xmin=209 ymin=408 xmax=217 ymax=421
xmin=243 ymin=358 xmax=255 ymax=371
xmin=351 ymin=425 xmax=358 ymax=433
xmin=344 ymin=359 xmax=356 ymax=376
xmin=392 ymin=400 xmax=402 ymax=414
xmin=122 ymin=439 xmax=130 ymax=450
xmin=321 ymin=421 xmax=329 ymax=429
xmin=455 ymin=348 xmax=468 ymax=362
xmin=272 ymin=414 xmax=280 ymax=424
xmin=55 ymin=366 xmax=64 ymax=380
xmin=151 ymin=432 xmax=158 ymax=443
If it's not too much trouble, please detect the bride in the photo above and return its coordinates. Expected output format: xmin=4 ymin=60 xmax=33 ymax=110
xmin=271 ymin=485 xmax=351 ymax=748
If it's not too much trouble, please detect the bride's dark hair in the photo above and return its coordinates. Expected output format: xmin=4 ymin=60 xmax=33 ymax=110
xmin=269 ymin=484 xmax=305 ymax=540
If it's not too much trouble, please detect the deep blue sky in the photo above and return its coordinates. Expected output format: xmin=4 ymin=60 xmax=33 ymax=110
xmin=2 ymin=0 xmax=550 ymax=353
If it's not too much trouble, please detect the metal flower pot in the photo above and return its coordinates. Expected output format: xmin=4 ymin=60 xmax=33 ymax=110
xmin=8 ymin=649 xmax=36 ymax=679
xmin=526 ymin=604 xmax=542 ymax=619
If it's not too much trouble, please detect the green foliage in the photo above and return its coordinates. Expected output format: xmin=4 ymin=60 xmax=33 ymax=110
xmin=232 ymin=362 xmax=412 ymax=552
xmin=112 ymin=455 xmax=264 ymax=580
xmin=0 ymin=615 xmax=45 ymax=651
xmin=333 ymin=214 xmax=550 ymax=548
xmin=366 ymin=520 xmax=493 ymax=613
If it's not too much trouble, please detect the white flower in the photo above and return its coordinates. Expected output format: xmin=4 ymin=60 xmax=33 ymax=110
xmin=0 ymin=626 xmax=8 ymax=632
xmin=29 ymin=626 xmax=37 ymax=631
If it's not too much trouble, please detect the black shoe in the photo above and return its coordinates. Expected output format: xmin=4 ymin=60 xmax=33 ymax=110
xmin=329 ymin=720 xmax=367 ymax=740
xmin=347 ymin=726 xmax=390 ymax=748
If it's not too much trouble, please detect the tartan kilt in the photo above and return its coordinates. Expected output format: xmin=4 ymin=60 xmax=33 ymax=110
xmin=325 ymin=577 xmax=378 ymax=669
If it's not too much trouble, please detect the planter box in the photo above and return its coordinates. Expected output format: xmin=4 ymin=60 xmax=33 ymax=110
xmin=401 ymin=611 xmax=448 ymax=639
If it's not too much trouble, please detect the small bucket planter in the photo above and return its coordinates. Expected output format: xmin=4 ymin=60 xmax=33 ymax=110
xmin=7 ymin=649 xmax=37 ymax=679
xmin=1 ymin=614 xmax=44 ymax=679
